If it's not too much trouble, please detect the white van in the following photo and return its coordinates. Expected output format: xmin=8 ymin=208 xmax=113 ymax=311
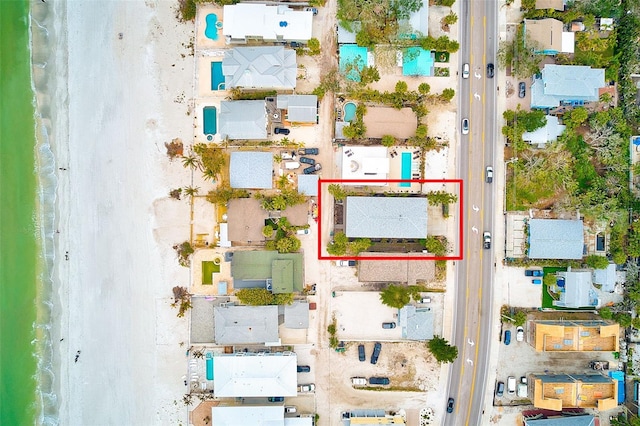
xmin=281 ymin=151 xmax=296 ymax=160
xmin=462 ymin=63 xmax=470 ymax=79
xmin=507 ymin=376 xmax=516 ymax=395
xmin=284 ymin=161 xmax=300 ymax=170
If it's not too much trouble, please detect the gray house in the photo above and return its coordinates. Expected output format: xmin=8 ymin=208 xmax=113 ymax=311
xmin=213 ymin=305 xmax=279 ymax=345
xmin=277 ymin=95 xmax=318 ymax=123
xmin=222 ymin=46 xmax=297 ymax=90
xmin=218 ymin=100 xmax=267 ymax=140
xmin=528 ymin=219 xmax=584 ymax=260
xmin=530 ymin=64 xmax=605 ymax=109
xmin=345 ymin=196 xmax=428 ymax=239
xmin=229 ymin=151 xmax=273 ymax=189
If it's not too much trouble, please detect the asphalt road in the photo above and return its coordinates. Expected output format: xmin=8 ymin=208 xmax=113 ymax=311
xmin=446 ymin=0 xmax=498 ymax=425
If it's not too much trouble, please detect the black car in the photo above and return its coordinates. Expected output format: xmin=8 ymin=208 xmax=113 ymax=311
xmin=487 ymin=63 xmax=494 ymax=78
xmin=518 ymin=82 xmax=526 ymax=98
xmin=370 ymin=342 xmax=381 ymax=364
xmin=290 ymin=41 xmax=301 ymax=48
xmin=358 ymin=344 xmax=365 ymax=362
xmin=268 ymin=396 xmax=285 ymax=402
xmin=297 ymin=365 xmax=311 ymax=373
xmin=447 ymin=398 xmax=455 ymax=413
xmin=274 ymin=127 xmax=290 ymax=135
xmin=298 ymin=148 xmax=319 ymax=155
xmin=369 ymin=377 xmax=390 ymax=385
xmin=299 ymin=156 xmax=316 ymax=165
xmin=303 ymin=164 xmax=322 ymax=174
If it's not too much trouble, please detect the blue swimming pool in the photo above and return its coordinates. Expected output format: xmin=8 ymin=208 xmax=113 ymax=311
xmin=400 ymin=152 xmax=412 ymax=187
xmin=205 ymin=14 xmax=219 ymax=40
xmin=343 ymin=102 xmax=356 ymax=122
xmin=206 ymin=353 xmax=214 ymax=380
xmin=211 ymin=61 xmax=225 ymax=90
xmin=203 ymin=106 xmax=217 ymax=135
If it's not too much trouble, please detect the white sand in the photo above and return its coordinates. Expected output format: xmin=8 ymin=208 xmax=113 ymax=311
xmin=55 ymin=1 xmax=195 ymax=424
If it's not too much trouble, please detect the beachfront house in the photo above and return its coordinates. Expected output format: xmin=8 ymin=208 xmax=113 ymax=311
xmin=222 ymin=4 xmax=313 ymax=44
xmin=222 ymin=46 xmax=297 ymax=90
xmin=530 ymin=64 xmax=605 ymax=109
xmin=524 ymin=19 xmax=574 ymax=55
xmin=227 ymin=198 xmax=308 ymax=244
xmin=213 ymin=352 xmax=298 ymax=397
xmin=527 ymin=218 xmax=584 ymax=260
xmin=218 ymin=101 xmax=268 ymax=140
xmin=345 ymin=196 xmax=428 ymax=239
xmin=214 ymin=305 xmax=280 ymax=345
xmin=532 ymin=374 xmax=617 ymax=411
xmin=229 ymin=151 xmax=272 ymax=189
xmin=230 ymin=250 xmax=304 ymax=294
xmin=211 ymin=405 xmax=313 ymax=426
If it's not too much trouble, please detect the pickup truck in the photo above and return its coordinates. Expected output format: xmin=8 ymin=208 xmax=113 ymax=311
xmin=351 ymin=377 xmax=367 ymax=386
xmin=524 ymin=269 xmax=543 ymax=277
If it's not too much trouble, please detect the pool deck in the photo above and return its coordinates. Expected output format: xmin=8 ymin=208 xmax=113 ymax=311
xmin=195 ymin=5 xmax=226 ymax=50
xmin=191 ymin=248 xmax=233 ymax=296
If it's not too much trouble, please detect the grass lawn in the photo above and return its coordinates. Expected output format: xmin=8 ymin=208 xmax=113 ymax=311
xmin=435 ymin=51 xmax=450 ymax=63
xmin=541 ymin=267 xmax=566 ymax=309
xmin=202 ymin=260 xmax=221 ymax=285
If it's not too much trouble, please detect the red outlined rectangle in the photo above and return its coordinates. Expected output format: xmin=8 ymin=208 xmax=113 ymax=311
xmin=317 ymin=178 xmax=463 ymax=261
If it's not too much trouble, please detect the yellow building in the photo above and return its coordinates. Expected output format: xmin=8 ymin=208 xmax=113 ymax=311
xmin=533 ymin=374 xmax=617 ymax=411
xmin=533 ymin=320 xmax=619 ymax=352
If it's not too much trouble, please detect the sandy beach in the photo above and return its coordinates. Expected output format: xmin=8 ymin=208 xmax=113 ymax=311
xmin=52 ymin=1 xmax=195 ymax=423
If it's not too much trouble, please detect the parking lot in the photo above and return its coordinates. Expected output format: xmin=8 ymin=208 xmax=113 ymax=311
xmin=331 ymin=292 xmax=402 ymax=341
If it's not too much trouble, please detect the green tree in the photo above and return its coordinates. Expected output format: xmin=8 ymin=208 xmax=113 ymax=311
xmin=442 ymin=12 xmax=458 ymax=26
xmin=183 ymin=186 xmax=200 ymax=198
xmin=355 ymin=30 xmax=375 ymax=48
xmin=513 ymin=310 xmax=527 ymax=327
xmin=206 ymin=185 xmax=249 ymax=204
xmin=307 ymin=38 xmax=321 ymax=55
xmin=427 ymin=335 xmax=458 ymax=363
xmin=262 ymin=225 xmax=275 ymax=238
xmin=395 ymin=80 xmax=408 ymax=93
xmin=381 ymin=135 xmax=396 ymax=147
xmin=276 ymin=236 xmax=301 ymax=253
xmin=235 ymin=288 xmax=275 ymax=305
xmin=418 ymin=82 xmax=430 ymax=95
xmin=434 ymin=0 xmax=455 ymax=8
xmin=193 ymin=144 xmax=227 ymax=180
xmin=599 ymin=306 xmax=613 ymax=320
xmin=380 ymin=284 xmax=411 ymax=309
xmin=614 ymin=312 xmax=632 ymax=328
xmin=543 ymin=273 xmax=556 ymax=287
xmin=584 ymin=254 xmax=610 ymax=269
xmin=274 ymin=293 xmax=294 ymax=305
xmin=327 ymin=232 xmax=348 ymax=255
xmin=182 ymin=153 xmax=201 ymax=171
xmin=423 ymin=236 xmax=448 ymax=256
xmin=328 ymin=184 xmax=348 ymax=201
xmin=174 ymin=241 xmax=194 ymax=267
xmin=415 ymin=124 xmax=428 ymax=140
xmin=425 ymin=191 xmax=457 ymax=204
xmin=439 ymin=88 xmax=455 ymax=102
xmin=348 ymin=238 xmax=372 ymax=255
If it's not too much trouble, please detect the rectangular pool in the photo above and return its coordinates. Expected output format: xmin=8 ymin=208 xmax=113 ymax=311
xmin=203 ymin=106 xmax=217 ymax=135
xmin=400 ymin=152 xmax=412 ymax=187
xmin=211 ymin=61 xmax=225 ymax=91
xmin=206 ymin=353 xmax=214 ymax=380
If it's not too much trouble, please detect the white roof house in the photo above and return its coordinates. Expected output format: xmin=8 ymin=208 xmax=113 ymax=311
xmin=522 ymin=115 xmax=566 ymax=146
xmin=223 ymin=4 xmax=313 ymax=43
xmin=277 ymin=95 xmax=318 ymax=123
xmin=222 ymin=46 xmax=297 ymax=90
xmin=593 ymin=263 xmax=617 ymax=293
xmin=213 ymin=352 xmax=298 ymax=397
xmin=530 ymin=64 xmax=605 ymax=109
xmin=214 ymin=305 xmax=279 ymax=345
xmin=229 ymin=151 xmax=273 ymax=189
xmin=218 ymin=100 xmax=267 ymax=140
xmin=341 ymin=146 xmax=389 ymax=185
xmin=212 ymin=405 xmax=314 ymax=426
xmin=528 ymin=219 xmax=584 ymax=259
xmin=555 ymin=270 xmax=598 ymax=308
xmin=345 ymin=196 xmax=428 ymax=239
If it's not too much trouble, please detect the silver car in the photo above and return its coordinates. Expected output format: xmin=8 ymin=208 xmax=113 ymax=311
xmin=462 ymin=118 xmax=469 ymax=135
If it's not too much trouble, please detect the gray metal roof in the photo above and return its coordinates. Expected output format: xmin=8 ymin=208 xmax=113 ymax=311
xmin=522 ymin=115 xmax=566 ymax=145
xmin=222 ymin=46 xmax=297 ymax=89
xmin=530 ymin=64 xmax=604 ymax=108
xmin=399 ymin=305 xmax=434 ymax=340
xmin=218 ymin=100 xmax=267 ymax=140
xmin=525 ymin=416 xmax=595 ymax=426
xmin=528 ymin=219 xmax=584 ymax=259
xmin=297 ymin=174 xmax=318 ymax=196
xmin=230 ymin=151 xmax=273 ymax=189
xmin=277 ymin=95 xmax=318 ymax=123
xmin=345 ymin=196 xmax=428 ymax=239
xmin=213 ymin=305 xmax=279 ymax=344
xmin=337 ymin=22 xmax=359 ymax=44
xmin=284 ymin=301 xmax=309 ymax=329
xmin=593 ymin=263 xmax=616 ymax=292
xmin=555 ymin=271 xmax=597 ymax=308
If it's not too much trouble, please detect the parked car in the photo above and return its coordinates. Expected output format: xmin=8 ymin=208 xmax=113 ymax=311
xmin=299 ymin=156 xmax=316 ymax=165
xmin=290 ymin=41 xmax=302 ymax=48
xmin=281 ymin=150 xmax=296 ymax=160
xmin=496 ymin=381 xmax=505 ymax=397
xmin=483 ymin=231 xmax=491 ymax=249
xmin=486 ymin=166 xmax=493 ymax=183
xmin=525 ymin=269 xmax=543 ymax=277
xmin=337 ymin=260 xmax=356 ymax=266
xmin=298 ymin=148 xmax=319 ymax=155
xmin=274 ymin=127 xmax=290 ymax=135
xmin=532 ymin=279 xmax=542 ymax=285
xmin=462 ymin=63 xmax=469 ymax=79
xmin=507 ymin=376 xmax=516 ymax=394
xmin=284 ymin=161 xmax=300 ymax=170
xmin=518 ymin=82 xmax=526 ymax=98
xmin=382 ymin=322 xmax=396 ymax=329
xmin=487 ymin=63 xmax=494 ymax=78
xmin=358 ymin=344 xmax=366 ymax=362
xmin=504 ymin=330 xmax=511 ymax=345
xmin=303 ymin=164 xmax=321 ymax=174
xmin=296 ymin=228 xmax=310 ymax=235
xmin=304 ymin=6 xmax=318 ymax=15
xmin=516 ymin=326 xmax=524 ymax=342
xmin=461 ymin=118 xmax=469 ymax=135
xmin=447 ymin=398 xmax=455 ymax=413
xmin=369 ymin=377 xmax=390 ymax=385
xmin=421 ymin=297 xmax=431 ymax=304
xmin=285 ymin=406 xmax=297 ymax=414
xmin=298 ymin=383 xmax=315 ymax=393
xmin=351 ymin=377 xmax=367 ymax=386
xmin=370 ymin=342 xmax=382 ymax=364
xmin=297 ymin=365 xmax=311 ymax=373
xmin=268 ymin=396 xmax=284 ymax=402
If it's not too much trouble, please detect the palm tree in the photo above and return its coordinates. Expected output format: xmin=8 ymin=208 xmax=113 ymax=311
xmin=202 ymin=169 xmax=216 ymax=181
xmin=183 ymin=186 xmax=200 ymax=198
xmin=379 ymin=284 xmax=410 ymax=309
xmin=181 ymin=153 xmax=201 ymax=171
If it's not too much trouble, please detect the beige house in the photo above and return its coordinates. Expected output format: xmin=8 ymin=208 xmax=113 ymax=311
xmin=524 ymin=19 xmax=574 ymax=54
xmin=535 ymin=0 xmax=565 ymax=11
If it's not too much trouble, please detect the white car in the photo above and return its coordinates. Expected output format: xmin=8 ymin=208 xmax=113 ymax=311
xmin=285 ymin=406 xmax=297 ymax=414
xmin=337 ymin=260 xmax=356 ymax=266
xmin=516 ymin=326 xmax=524 ymax=342
xmin=462 ymin=63 xmax=470 ymax=79
xmin=296 ymin=228 xmax=310 ymax=235
xmin=298 ymin=383 xmax=315 ymax=393
xmin=462 ymin=118 xmax=469 ymax=135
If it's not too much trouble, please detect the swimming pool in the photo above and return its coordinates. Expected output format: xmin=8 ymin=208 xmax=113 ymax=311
xmin=205 ymin=14 xmax=220 ymax=40
xmin=203 ymin=106 xmax=217 ymax=135
xmin=206 ymin=353 xmax=214 ymax=380
xmin=400 ymin=152 xmax=412 ymax=187
xmin=211 ymin=61 xmax=225 ymax=90
xmin=343 ymin=102 xmax=356 ymax=122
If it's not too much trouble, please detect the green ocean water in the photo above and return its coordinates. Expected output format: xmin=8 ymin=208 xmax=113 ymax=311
xmin=0 ymin=0 xmax=39 ymax=424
